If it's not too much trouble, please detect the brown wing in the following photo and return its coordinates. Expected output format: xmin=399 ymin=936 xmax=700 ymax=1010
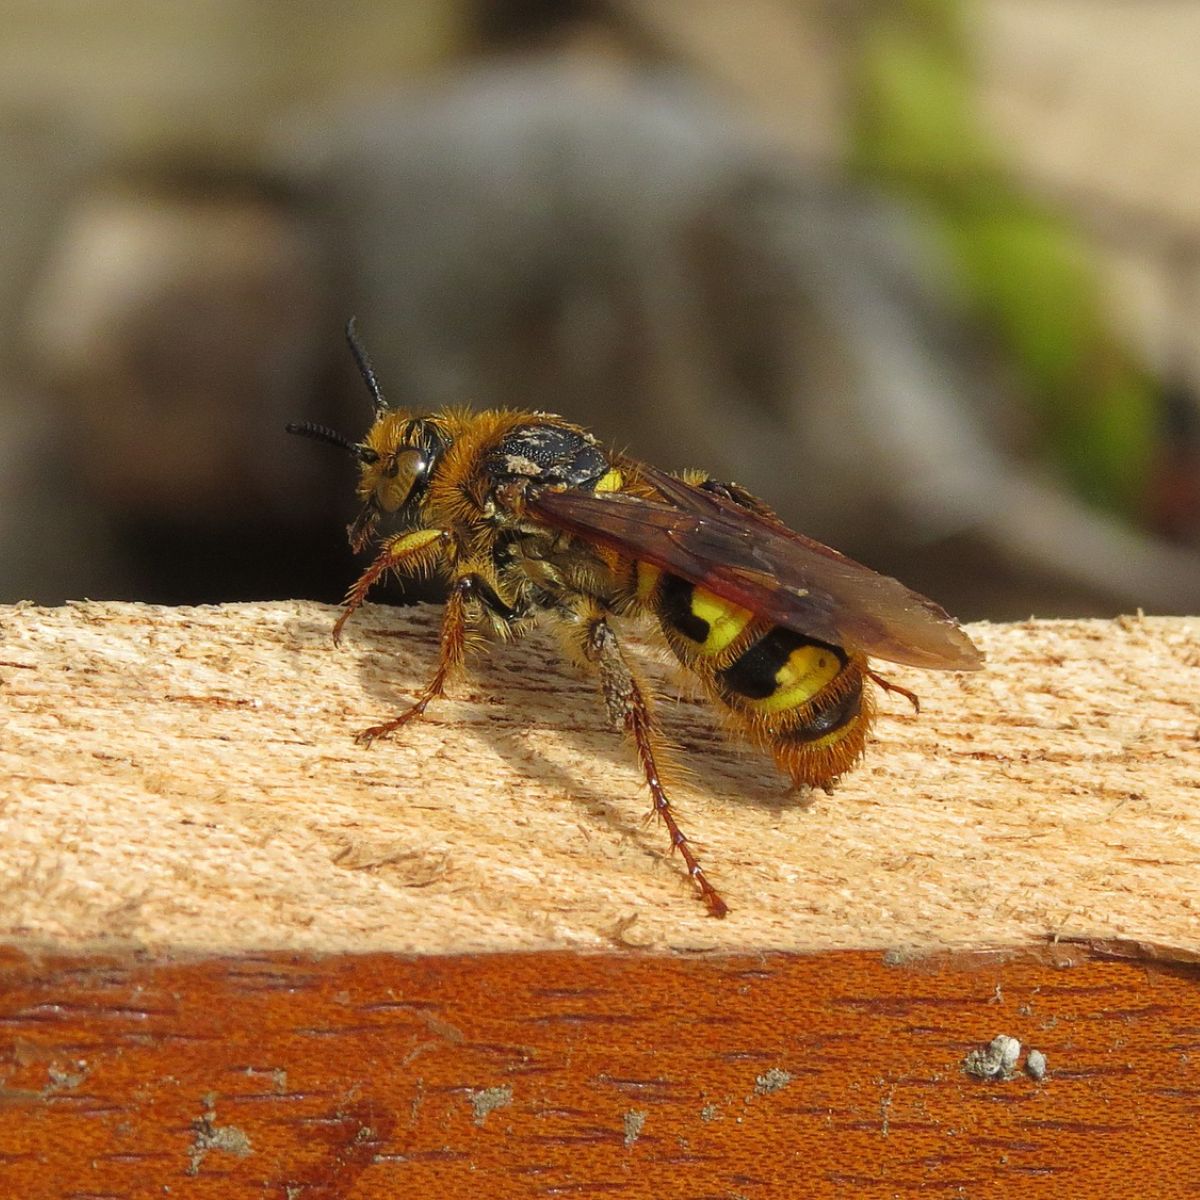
xmin=527 ymin=464 xmax=983 ymax=670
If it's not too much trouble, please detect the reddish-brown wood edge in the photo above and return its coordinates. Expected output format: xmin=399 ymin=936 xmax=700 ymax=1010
xmin=1 ymin=941 xmax=1197 ymax=1198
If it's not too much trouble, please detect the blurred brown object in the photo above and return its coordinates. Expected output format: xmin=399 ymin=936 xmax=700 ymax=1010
xmin=12 ymin=173 xmax=354 ymax=603
xmin=0 ymin=0 xmax=465 ymax=605
xmin=24 ymin=174 xmax=326 ymax=520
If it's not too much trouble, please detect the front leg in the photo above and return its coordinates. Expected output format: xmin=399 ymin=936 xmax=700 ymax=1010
xmin=334 ymin=528 xmax=450 ymax=645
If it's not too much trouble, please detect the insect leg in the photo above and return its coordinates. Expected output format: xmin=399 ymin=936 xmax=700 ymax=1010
xmin=578 ymin=614 xmax=728 ymax=918
xmin=334 ymin=529 xmax=449 ymax=644
xmin=866 ymin=669 xmax=921 ymax=714
xmin=355 ymin=573 xmax=471 ymax=745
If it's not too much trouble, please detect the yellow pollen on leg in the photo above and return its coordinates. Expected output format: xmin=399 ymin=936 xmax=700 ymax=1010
xmin=594 ymin=469 xmax=624 ymax=493
xmin=387 ymin=528 xmax=445 ymax=554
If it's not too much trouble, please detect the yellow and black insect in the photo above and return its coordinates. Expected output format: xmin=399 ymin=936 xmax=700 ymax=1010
xmin=288 ymin=321 xmax=983 ymax=917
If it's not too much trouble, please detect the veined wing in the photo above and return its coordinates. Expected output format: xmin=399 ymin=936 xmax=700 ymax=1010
xmin=527 ymin=466 xmax=983 ymax=670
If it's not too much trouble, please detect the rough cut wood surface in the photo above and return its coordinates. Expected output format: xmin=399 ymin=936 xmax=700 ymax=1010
xmin=0 ymin=601 xmax=1197 ymax=955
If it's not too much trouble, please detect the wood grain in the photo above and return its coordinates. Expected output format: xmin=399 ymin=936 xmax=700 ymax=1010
xmin=1 ymin=601 xmax=1199 ymax=954
xmin=1 ymin=944 xmax=1198 ymax=1198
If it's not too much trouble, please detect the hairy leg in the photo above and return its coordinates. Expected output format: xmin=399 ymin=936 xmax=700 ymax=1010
xmin=334 ymin=528 xmax=449 ymax=645
xmin=866 ymin=669 xmax=921 ymax=714
xmin=352 ymin=571 xmax=526 ymax=745
xmin=575 ymin=611 xmax=728 ymax=918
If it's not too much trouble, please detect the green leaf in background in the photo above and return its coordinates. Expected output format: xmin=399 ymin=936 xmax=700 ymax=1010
xmin=849 ymin=0 xmax=1156 ymax=517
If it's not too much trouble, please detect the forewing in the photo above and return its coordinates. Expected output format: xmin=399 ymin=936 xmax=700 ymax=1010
xmin=528 ymin=468 xmax=983 ymax=670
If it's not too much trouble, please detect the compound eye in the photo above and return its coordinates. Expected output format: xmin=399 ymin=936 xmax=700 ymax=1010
xmin=377 ymin=447 xmax=428 ymax=511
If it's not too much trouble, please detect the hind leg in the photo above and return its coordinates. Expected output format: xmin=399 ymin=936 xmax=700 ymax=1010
xmin=564 ymin=604 xmax=727 ymax=917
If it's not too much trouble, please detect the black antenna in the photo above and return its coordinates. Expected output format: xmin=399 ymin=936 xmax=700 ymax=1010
xmin=285 ymin=421 xmax=377 ymax=462
xmin=345 ymin=316 xmax=388 ymax=418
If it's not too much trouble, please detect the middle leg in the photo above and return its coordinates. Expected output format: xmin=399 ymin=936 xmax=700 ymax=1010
xmin=355 ymin=573 xmax=471 ymax=744
xmin=354 ymin=572 xmax=520 ymax=745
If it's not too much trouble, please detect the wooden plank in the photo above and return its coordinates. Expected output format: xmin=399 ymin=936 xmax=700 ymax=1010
xmin=3 ymin=602 xmax=1199 ymax=1194
xmin=1 ymin=602 xmax=1198 ymax=953
xmin=0 ymin=944 xmax=1197 ymax=1198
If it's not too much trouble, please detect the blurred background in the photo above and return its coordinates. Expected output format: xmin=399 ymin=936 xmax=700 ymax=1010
xmin=3 ymin=0 xmax=1199 ymax=619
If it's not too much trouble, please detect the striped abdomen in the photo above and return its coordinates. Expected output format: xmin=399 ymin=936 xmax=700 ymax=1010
xmin=631 ymin=562 xmax=872 ymax=787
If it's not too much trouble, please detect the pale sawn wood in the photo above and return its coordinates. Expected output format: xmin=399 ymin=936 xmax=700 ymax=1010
xmin=0 ymin=601 xmax=1196 ymax=955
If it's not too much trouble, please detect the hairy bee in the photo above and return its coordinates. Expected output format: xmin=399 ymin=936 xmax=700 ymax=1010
xmin=288 ymin=321 xmax=983 ymax=917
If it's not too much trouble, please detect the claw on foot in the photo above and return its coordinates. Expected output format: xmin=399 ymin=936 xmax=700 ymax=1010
xmin=355 ymin=713 xmax=418 ymax=746
xmin=867 ymin=669 xmax=920 ymax=714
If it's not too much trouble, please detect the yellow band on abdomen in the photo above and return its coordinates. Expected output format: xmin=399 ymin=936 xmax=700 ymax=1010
xmin=751 ymin=643 xmax=843 ymax=713
xmin=690 ymin=588 xmax=754 ymax=656
xmin=636 ymin=561 xmax=662 ymax=602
